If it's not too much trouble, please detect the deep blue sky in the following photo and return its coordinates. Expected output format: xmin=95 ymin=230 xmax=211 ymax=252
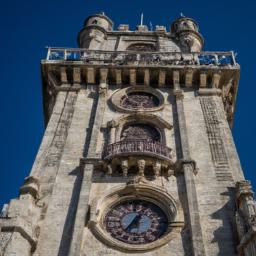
xmin=0 ymin=0 xmax=255 ymax=207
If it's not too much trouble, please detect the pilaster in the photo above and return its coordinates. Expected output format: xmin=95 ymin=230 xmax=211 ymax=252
xmin=35 ymin=88 xmax=95 ymax=255
xmin=174 ymin=88 xmax=206 ymax=256
xmin=68 ymin=83 xmax=107 ymax=256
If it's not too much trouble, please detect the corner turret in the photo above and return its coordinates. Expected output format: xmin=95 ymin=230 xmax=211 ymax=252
xmin=77 ymin=12 xmax=113 ymax=49
xmin=171 ymin=15 xmax=204 ymax=52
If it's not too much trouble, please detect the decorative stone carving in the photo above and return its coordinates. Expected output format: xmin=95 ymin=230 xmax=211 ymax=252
xmin=121 ymin=124 xmax=160 ymax=142
xmin=167 ymin=168 xmax=174 ymax=177
xmin=111 ymin=86 xmax=165 ymax=113
xmin=153 ymin=161 xmax=161 ymax=177
xmin=99 ymin=83 xmax=108 ymax=95
xmin=120 ymin=92 xmax=159 ymax=110
xmin=200 ymin=97 xmax=232 ymax=181
xmin=137 ymin=159 xmax=146 ymax=176
xmin=235 ymin=180 xmax=256 ymax=255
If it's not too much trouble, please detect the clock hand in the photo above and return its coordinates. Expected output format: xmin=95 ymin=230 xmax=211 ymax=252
xmin=125 ymin=214 xmax=142 ymax=232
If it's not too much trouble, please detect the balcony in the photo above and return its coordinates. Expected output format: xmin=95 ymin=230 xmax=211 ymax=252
xmin=104 ymin=139 xmax=172 ymax=162
xmin=45 ymin=47 xmax=237 ymax=67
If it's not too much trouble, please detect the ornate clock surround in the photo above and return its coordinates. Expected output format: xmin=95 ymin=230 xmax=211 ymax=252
xmin=88 ymin=182 xmax=184 ymax=252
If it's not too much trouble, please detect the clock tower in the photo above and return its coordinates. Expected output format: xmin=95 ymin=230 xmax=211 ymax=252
xmin=1 ymin=12 xmax=256 ymax=256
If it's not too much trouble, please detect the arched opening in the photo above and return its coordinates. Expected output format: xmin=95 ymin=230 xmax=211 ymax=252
xmin=120 ymin=123 xmax=161 ymax=142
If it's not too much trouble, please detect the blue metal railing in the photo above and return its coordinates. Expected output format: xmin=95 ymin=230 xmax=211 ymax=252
xmin=45 ymin=47 xmax=237 ymax=67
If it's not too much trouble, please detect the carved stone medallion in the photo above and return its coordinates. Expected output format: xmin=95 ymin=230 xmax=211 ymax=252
xmin=111 ymin=86 xmax=165 ymax=113
xmin=120 ymin=92 xmax=160 ymax=110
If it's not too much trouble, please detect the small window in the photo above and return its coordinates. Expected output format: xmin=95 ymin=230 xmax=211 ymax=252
xmin=92 ymin=19 xmax=98 ymax=25
xmin=127 ymin=43 xmax=156 ymax=52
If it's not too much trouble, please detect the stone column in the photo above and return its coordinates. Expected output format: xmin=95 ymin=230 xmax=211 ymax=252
xmin=174 ymin=89 xmax=206 ymax=256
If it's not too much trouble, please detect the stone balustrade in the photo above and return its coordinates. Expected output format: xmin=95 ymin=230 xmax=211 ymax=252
xmin=46 ymin=47 xmax=237 ymax=67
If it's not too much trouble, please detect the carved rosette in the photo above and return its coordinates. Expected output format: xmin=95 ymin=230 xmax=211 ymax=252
xmin=111 ymin=86 xmax=165 ymax=113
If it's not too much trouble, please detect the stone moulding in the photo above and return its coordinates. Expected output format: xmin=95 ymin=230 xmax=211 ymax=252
xmin=88 ymin=182 xmax=184 ymax=252
xmin=110 ymin=113 xmax=172 ymax=137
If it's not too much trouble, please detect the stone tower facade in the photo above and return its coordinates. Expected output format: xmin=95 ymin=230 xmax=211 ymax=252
xmin=1 ymin=12 xmax=256 ymax=256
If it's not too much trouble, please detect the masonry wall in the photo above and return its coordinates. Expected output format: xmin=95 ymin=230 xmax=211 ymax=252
xmin=183 ymin=91 xmax=242 ymax=255
xmin=0 ymin=83 xmax=246 ymax=256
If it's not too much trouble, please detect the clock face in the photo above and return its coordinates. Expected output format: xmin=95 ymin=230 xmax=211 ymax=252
xmin=104 ymin=200 xmax=168 ymax=244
